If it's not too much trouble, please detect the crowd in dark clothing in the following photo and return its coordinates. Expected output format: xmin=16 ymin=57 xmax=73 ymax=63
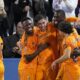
xmin=3 ymin=34 xmax=21 ymax=58
xmin=1 ymin=0 xmax=79 ymax=37
xmin=75 ymin=0 xmax=80 ymax=17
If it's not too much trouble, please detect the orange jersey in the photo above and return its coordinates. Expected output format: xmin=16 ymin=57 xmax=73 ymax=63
xmin=56 ymin=32 xmax=80 ymax=80
xmin=60 ymin=32 xmax=78 ymax=56
xmin=0 ymin=37 xmax=4 ymax=80
xmin=0 ymin=37 xmax=3 ymax=60
xmin=38 ymin=23 xmax=59 ymax=58
xmin=20 ymin=30 xmax=39 ymax=62
xmin=18 ymin=30 xmax=39 ymax=80
xmin=18 ymin=24 xmax=59 ymax=80
xmin=35 ymin=23 xmax=59 ymax=80
xmin=56 ymin=59 xmax=80 ymax=80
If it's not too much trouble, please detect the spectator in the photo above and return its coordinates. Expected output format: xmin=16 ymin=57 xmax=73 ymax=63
xmin=4 ymin=0 xmax=32 ymax=35
xmin=0 ymin=0 xmax=7 ymax=37
xmin=75 ymin=0 xmax=80 ymax=17
xmin=0 ymin=0 xmax=6 ymax=16
xmin=32 ymin=0 xmax=53 ymax=20
xmin=3 ymin=21 xmax=24 ymax=58
xmin=32 ymin=0 xmax=46 ymax=17
xmin=32 ymin=0 xmax=53 ymax=21
xmin=13 ymin=0 xmax=32 ymax=25
xmin=4 ymin=0 xmax=15 ymax=35
xmin=52 ymin=0 xmax=78 ymax=18
xmin=78 ymin=0 xmax=80 ymax=7
xmin=44 ymin=0 xmax=53 ymax=21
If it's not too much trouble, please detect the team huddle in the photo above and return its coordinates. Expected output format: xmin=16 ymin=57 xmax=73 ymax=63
xmin=0 ymin=10 xmax=80 ymax=80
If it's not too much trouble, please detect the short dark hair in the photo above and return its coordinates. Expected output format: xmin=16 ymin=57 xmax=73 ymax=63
xmin=54 ymin=10 xmax=65 ymax=21
xmin=21 ymin=17 xmax=32 ymax=23
xmin=58 ymin=21 xmax=73 ymax=34
xmin=34 ymin=14 xmax=46 ymax=24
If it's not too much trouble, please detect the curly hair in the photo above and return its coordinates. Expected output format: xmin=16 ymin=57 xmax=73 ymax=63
xmin=58 ymin=21 xmax=73 ymax=34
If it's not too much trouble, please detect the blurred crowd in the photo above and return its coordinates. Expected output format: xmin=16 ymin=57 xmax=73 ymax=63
xmin=0 ymin=0 xmax=80 ymax=37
